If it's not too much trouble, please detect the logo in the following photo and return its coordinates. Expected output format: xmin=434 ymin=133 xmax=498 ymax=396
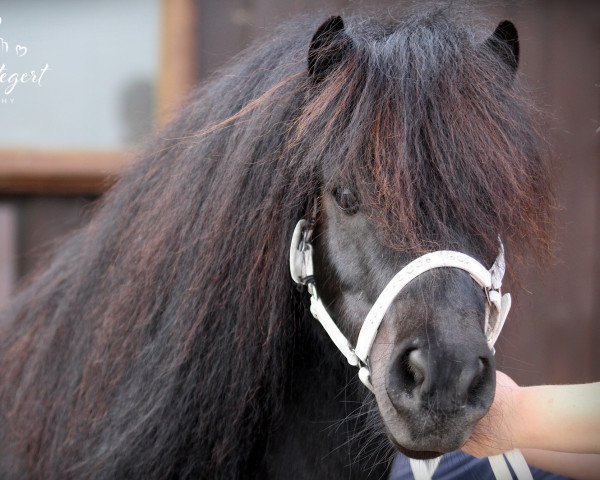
xmin=0 ymin=14 xmax=51 ymax=103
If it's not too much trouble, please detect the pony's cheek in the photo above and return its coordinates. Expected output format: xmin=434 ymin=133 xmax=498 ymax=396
xmin=369 ymin=319 xmax=396 ymax=392
xmin=337 ymin=290 xmax=372 ymax=339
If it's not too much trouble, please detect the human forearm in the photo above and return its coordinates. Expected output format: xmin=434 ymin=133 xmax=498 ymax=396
xmin=514 ymin=383 xmax=600 ymax=454
xmin=521 ymin=449 xmax=600 ymax=480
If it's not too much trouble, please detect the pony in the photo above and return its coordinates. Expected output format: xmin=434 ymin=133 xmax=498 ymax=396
xmin=0 ymin=7 xmax=553 ymax=479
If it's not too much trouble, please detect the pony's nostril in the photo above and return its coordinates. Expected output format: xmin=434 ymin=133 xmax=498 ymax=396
xmin=477 ymin=357 xmax=486 ymax=376
xmin=392 ymin=347 xmax=427 ymax=397
xmin=387 ymin=345 xmax=423 ymax=401
xmin=406 ymin=349 xmax=426 ymax=387
xmin=466 ymin=357 xmax=490 ymax=405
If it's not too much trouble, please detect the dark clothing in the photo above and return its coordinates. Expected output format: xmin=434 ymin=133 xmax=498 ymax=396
xmin=390 ymin=452 xmax=571 ymax=480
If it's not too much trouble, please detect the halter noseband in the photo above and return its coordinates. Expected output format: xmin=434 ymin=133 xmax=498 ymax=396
xmin=290 ymin=218 xmax=511 ymax=392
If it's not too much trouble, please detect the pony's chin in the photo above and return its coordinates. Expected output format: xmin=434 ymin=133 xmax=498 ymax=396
xmin=387 ymin=435 xmax=443 ymax=460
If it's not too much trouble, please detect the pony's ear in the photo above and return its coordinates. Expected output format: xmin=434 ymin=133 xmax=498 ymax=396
xmin=308 ymin=16 xmax=352 ymax=81
xmin=484 ymin=20 xmax=519 ymax=75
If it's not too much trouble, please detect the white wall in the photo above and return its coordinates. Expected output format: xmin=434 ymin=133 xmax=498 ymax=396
xmin=0 ymin=0 xmax=160 ymax=149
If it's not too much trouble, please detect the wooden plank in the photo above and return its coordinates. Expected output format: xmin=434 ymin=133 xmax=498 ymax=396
xmin=15 ymin=196 xmax=94 ymax=279
xmin=197 ymin=0 xmax=252 ymax=83
xmin=536 ymin=0 xmax=600 ymax=383
xmin=157 ymin=0 xmax=198 ymax=124
xmin=487 ymin=1 xmax=554 ymax=386
xmin=0 ymin=204 xmax=17 ymax=308
xmin=492 ymin=0 xmax=600 ymax=385
xmin=0 ymin=150 xmax=128 ymax=194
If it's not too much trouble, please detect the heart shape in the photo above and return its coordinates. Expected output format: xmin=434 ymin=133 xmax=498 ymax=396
xmin=16 ymin=45 xmax=27 ymax=57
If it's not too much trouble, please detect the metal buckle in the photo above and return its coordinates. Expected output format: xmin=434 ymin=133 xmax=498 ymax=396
xmin=290 ymin=219 xmax=315 ymax=285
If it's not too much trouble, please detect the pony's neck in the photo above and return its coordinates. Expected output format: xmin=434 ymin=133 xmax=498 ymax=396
xmin=254 ymin=310 xmax=389 ymax=480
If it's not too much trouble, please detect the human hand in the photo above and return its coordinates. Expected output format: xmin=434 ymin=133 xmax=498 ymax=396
xmin=461 ymin=370 xmax=521 ymax=457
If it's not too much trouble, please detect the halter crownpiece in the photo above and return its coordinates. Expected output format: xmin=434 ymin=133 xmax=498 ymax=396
xmin=289 ymin=218 xmax=511 ymax=392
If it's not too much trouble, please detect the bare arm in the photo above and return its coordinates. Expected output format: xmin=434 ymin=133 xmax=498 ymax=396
xmin=462 ymin=372 xmax=600 ymax=478
xmin=521 ymin=449 xmax=600 ymax=480
xmin=516 ymin=382 xmax=600 ymax=454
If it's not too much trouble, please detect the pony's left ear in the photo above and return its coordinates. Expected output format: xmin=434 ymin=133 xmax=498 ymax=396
xmin=308 ymin=16 xmax=352 ymax=81
xmin=484 ymin=20 xmax=519 ymax=75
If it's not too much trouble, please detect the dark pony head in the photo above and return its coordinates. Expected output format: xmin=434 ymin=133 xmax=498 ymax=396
xmin=0 ymin=7 xmax=553 ymax=479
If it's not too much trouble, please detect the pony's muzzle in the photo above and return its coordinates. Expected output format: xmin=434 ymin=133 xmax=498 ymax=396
xmin=385 ymin=338 xmax=495 ymax=449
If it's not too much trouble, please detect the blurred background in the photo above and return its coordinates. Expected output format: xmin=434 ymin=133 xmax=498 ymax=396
xmin=0 ymin=0 xmax=598 ymax=386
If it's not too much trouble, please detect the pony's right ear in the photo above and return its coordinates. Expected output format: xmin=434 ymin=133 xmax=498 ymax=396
xmin=484 ymin=20 xmax=519 ymax=76
xmin=308 ymin=16 xmax=352 ymax=81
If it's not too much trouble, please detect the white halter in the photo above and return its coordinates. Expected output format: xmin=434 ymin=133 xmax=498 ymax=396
xmin=290 ymin=219 xmax=511 ymax=391
xmin=289 ymin=218 xmax=532 ymax=480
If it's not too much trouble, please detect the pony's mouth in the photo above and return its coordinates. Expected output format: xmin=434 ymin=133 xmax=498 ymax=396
xmin=386 ymin=433 xmax=442 ymax=460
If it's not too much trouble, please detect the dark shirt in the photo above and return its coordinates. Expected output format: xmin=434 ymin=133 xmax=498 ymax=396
xmin=389 ymin=452 xmax=571 ymax=480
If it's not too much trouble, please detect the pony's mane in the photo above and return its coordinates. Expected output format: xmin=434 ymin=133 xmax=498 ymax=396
xmin=0 ymin=8 xmax=553 ymax=478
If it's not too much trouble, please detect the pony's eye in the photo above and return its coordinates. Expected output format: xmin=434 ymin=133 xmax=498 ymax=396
xmin=333 ymin=187 xmax=360 ymax=214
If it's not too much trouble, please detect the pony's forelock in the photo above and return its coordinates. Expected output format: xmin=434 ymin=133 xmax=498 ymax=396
xmin=293 ymin=13 xmax=553 ymax=263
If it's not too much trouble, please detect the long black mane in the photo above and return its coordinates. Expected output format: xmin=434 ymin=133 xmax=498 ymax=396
xmin=0 ymin=8 xmax=553 ymax=479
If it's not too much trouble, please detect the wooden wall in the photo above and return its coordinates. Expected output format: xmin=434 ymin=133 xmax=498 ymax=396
xmin=0 ymin=0 xmax=598 ymax=385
